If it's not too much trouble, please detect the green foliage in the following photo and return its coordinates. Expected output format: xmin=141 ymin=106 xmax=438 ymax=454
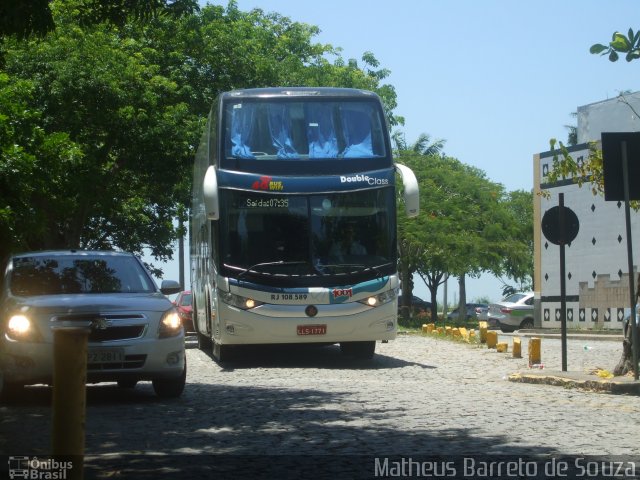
xmin=0 ymin=1 xmax=401 ymax=272
xmin=591 ymin=29 xmax=640 ymax=62
xmin=0 ymin=0 xmax=198 ymax=39
xmin=396 ymin=149 xmax=533 ymax=314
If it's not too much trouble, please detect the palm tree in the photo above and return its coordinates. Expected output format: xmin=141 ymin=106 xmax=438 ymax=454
xmin=392 ymin=131 xmax=446 ymax=156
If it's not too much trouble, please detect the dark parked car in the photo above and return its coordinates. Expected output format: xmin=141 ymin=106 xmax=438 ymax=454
xmin=398 ymin=295 xmax=432 ymax=315
xmin=173 ymin=290 xmax=194 ymax=333
xmin=0 ymin=250 xmax=186 ymax=399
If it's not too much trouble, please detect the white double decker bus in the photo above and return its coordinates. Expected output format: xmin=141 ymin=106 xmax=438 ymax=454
xmin=191 ymin=87 xmax=418 ymax=361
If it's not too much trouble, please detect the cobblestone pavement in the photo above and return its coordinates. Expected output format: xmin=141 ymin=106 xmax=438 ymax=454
xmin=1 ymin=333 xmax=639 ymax=478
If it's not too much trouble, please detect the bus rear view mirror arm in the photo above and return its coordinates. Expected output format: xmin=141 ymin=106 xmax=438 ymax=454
xmin=395 ymin=163 xmax=419 ymax=217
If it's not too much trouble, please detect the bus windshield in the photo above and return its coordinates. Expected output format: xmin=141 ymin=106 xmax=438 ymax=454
xmin=219 ymin=188 xmax=396 ymax=284
xmin=223 ymin=100 xmax=387 ymax=161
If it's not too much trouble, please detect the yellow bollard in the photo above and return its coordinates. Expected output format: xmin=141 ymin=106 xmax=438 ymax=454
xmin=426 ymin=323 xmax=434 ymax=333
xmin=496 ymin=342 xmax=508 ymax=353
xmin=452 ymin=328 xmax=461 ymax=338
xmin=458 ymin=327 xmax=468 ymax=340
xmin=528 ymin=337 xmax=542 ymax=365
xmin=445 ymin=326 xmax=452 ymax=336
xmin=52 ymin=327 xmax=89 ymax=480
xmin=478 ymin=321 xmax=488 ymax=343
xmin=513 ymin=337 xmax=522 ymax=358
xmin=486 ymin=330 xmax=498 ymax=348
xmin=422 ymin=324 xmax=429 ymax=333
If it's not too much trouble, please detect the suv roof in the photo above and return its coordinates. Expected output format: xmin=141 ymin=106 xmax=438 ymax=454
xmin=12 ymin=250 xmax=130 ymax=258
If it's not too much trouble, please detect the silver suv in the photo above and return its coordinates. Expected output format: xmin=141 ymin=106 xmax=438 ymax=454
xmin=0 ymin=250 xmax=185 ymax=398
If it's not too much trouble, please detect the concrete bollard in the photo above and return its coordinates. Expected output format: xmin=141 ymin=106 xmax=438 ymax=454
xmin=445 ymin=326 xmax=452 ymax=336
xmin=427 ymin=323 xmax=435 ymax=333
xmin=478 ymin=321 xmax=488 ymax=343
xmin=486 ymin=330 xmax=498 ymax=348
xmin=458 ymin=327 xmax=468 ymax=340
xmin=52 ymin=327 xmax=89 ymax=480
xmin=452 ymin=328 xmax=461 ymax=338
xmin=496 ymin=342 xmax=508 ymax=353
xmin=513 ymin=337 xmax=522 ymax=358
xmin=422 ymin=324 xmax=429 ymax=333
xmin=528 ymin=337 xmax=542 ymax=365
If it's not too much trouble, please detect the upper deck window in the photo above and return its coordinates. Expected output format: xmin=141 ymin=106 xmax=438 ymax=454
xmin=224 ymin=100 xmax=387 ymax=161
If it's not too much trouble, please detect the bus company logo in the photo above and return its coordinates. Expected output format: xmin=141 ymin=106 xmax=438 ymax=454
xmin=332 ymin=288 xmax=353 ymax=299
xmin=340 ymin=175 xmax=389 ymax=186
xmin=252 ymin=176 xmax=284 ymax=191
xmin=8 ymin=456 xmax=73 ymax=479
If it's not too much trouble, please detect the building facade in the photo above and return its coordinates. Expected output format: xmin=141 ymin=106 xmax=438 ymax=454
xmin=533 ymin=94 xmax=640 ymax=330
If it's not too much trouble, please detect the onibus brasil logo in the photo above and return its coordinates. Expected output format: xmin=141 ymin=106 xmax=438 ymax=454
xmin=8 ymin=456 xmax=73 ymax=479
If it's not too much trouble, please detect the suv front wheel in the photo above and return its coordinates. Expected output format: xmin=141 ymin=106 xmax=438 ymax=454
xmin=152 ymin=360 xmax=186 ymax=398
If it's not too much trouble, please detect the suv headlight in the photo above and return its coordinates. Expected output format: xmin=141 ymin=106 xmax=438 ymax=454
xmin=159 ymin=308 xmax=183 ymax=338
xmin=357 ymin=289 xmax=398 ymax=308
xmin=219 ymin=291 xmax=264 ymax=310
xmin=5 ymin=314 xmax=42 ymax=342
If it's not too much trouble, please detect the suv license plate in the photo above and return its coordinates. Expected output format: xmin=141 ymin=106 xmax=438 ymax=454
xmin=297 ymin=324 xmax=327 ymax=336
xmin=88 ymin=348 xmax=124 ymax=363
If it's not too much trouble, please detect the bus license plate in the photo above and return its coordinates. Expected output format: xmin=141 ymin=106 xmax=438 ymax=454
xmin=88 ymin=348 xmax=124 ymax=363
xmin=297 ymin=324 xmax=327 ymax=336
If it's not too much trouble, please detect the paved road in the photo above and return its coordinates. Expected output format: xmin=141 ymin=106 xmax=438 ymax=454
xmin=1 ymin=333 xmax=639 ymax=478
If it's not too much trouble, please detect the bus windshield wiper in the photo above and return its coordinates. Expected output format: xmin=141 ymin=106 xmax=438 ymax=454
xmin=234 ymin=260 xmax=308 ymax=280
xmin=315 ymin=262 xmax=394 ymax=276
xmin=314 ymin=263 xmax=365 ymax=275
xmin=367 ymin=262 xmax=394 ymax=277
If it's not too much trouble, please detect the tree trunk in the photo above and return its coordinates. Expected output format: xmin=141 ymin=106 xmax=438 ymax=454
xmin=613 ymin=322 xmax=635 ymax=376
xmin=400 ymin=266 xmax=413 ymax=318
xmin=428 ymin=283 xmax=438 ymax=323
xmin=613 ymin=274 xmax=639 ymax=377
xmin=458 ymin=274 xmax=467 ymax=321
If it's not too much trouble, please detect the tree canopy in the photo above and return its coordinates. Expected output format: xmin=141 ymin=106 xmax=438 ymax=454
xmin=396 ymin=146 xmax=532 ymax=320
xmin=0 ymin=1 xmax=400 ymax=271
xmin=0 ymin=0 xmax=199 ymax=39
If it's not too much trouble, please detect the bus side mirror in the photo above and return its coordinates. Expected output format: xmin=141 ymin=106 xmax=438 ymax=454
xmin=203 ymin=166 xmax=219 ymax=220
xmin=395 ymin=163 xmax=419 ymax=218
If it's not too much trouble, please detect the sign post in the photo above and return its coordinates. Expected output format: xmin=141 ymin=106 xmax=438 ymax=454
xmin=541 ymin=195 xmax=579 ymax=371
xmin=602 ymin=132 xmax=640 ymax=381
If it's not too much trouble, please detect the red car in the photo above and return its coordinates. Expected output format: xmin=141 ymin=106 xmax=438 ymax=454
xmin=173 ymin=290 xmax=194 ymax=333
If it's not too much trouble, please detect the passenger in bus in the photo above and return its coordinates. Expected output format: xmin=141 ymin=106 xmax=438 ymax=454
xmin=329 ymin=224 xmax=366 ymax=260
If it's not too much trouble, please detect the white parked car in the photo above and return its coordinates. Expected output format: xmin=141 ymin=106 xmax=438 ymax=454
xmin=488 ymin=292 xmax=534 ymax=332
xmin=0 ymin=250 xmax=186 ymax=399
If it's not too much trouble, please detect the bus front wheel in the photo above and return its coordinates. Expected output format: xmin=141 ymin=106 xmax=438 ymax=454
xmin=212 ymin=342 xmax=236 ymax=363
xmin=340 ymin=341 xmax=376 ymax=360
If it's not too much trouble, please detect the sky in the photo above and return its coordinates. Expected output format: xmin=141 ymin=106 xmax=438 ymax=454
xmin=155 ymin=0 xmax=639 ymax=307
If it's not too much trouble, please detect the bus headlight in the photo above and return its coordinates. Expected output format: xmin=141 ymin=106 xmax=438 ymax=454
xmin=159 ymin=309 xmax=183 ymax=338
xmin=219 ymin=291 xmax=264 ymax=310
xmin=357 ymin=289 xmax=397 ymax=308
xmin=6 ymin=314 xmax=41 ymax=341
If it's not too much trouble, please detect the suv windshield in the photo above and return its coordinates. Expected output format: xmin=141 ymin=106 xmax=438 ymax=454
xmin=10 ymin=254 xmax=156 ymax=296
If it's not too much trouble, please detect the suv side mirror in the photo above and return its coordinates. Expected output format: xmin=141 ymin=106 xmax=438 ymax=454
xmin=160 ymin=280 xmax=181 ymax=295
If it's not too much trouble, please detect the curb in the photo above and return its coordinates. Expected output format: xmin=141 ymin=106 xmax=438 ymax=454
xmin=508 ymin=371 xmax=640 ymax=395
xmin=501 ymin=331 xmax=623 ymax=342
